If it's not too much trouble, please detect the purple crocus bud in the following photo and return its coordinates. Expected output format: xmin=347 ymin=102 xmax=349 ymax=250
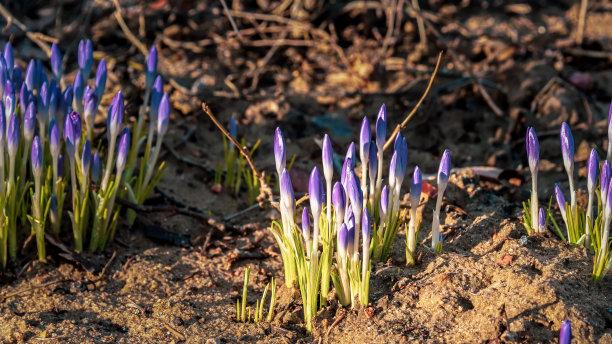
xmin=279 ymin=169 xmax=295 ymax=216
xmin=559 ymin=320 xmax=571 ymax=344
xmin=92 ymin=151 xmax=102 ymax=183
xmin=19 ymin=83 xmax=30 ymax=110
xmin=228 ymin=116 xmax=238 ymax=138
xmin=606 ymin=178 xmax=612 ymax=220
xmin=602 ymin=161 xmax=611 ymax=207
xmin=62 ymin=86 xmax=73 ymax=117
xmin=72 ymin=70 xmax=84 ymax=110
xmin=346 ymin=142 xmax=356 ymax=169
xmin=525 ymin=127 xmax=539 ymax=173
xmin=64 ymin=111 xmax=81 ymax=156
xmin=4 ymin=80 xmax=14 ymax=116
xmin=587 ymin=148 xmax=598 ymax=193
xmin=338 ymin=223 xmax=348 ymax=257
xmin=380 ymin=185 xmax=389 ymax=218
xmin=3 ymin=42 xmax=13 ymax=75
xmin=438 ymin=149 xmax=452 ymax=187
xmin=81 ymin=140 xmax=91 ymax=179
xmin=109 ymin=91 xmax=124 ymax=137
xmin=410 ymin=166 xmax=422 ymax=207
xmin=554 ymin=183 xmax=567 ymax=219
xmin=375 ymin=103 xmax=386 ymax=150
xmin=362 ymin=207 xmax=371 ymax=243
xmin=345 ymin=218 xmax=355 ymax=256
xmin=78 ymin=39 xmax=94 ymax=79
xmin=37 ymin=81 xmax=50 ymax=123
xmin=157 ymin=93 xmax=170 ymax=137
xmin=332 ymin=182 xmax=346 ymax=225
xmin=340 ymin=157 xmax=351 ymax=189
xmin=322 ymin=134 xmax=333 ymax=183
xmin=50 ymin=43 xmax=62 ymax=80
xmin=95 ymin=59 xmax=107 ymax=102
xmin=560 ymin=122 xmax=574 ymax=174
xmin=301 ymin=207 xmax=310 ymax=243
xmin=389 ymin=151 xmax=398 ymax=190
xmin=146 ymin=45 xmax=158 ymax=88
xmin=49 ymin=119 xmax=60 ymax=159
xmin=35 ymin=60 xmax=45 ymax=91
xmin=25 ymin=60 xmax=35 ymax=91
xmin=309 ymin=167 xmax=324 ymax=219
xmin=273 ymin=127 xmax=286 ymax=177
xmin=31 ymin=135 xmax=42 ymax=178
xmin=23 ymin=101 xmax=36 ymax=142
xmin=347 ymin=171 xmax=363 ymax=217
xmin=84 ymin=91 xmax=97 ymax=130
xmin=538 ymin=207 xmax=546 ymax=232
xmin=7 ymin=113 xmax=19 ymax=157
xmin=368 ymin=143 xmax=378 ymax=184
xmin=116 ymin=128 xmax=130 ymax=173
xmin=149 ymin=75 xmax=163 ymax=119
xmin=359 ymin=116 xmax=370 ymax=166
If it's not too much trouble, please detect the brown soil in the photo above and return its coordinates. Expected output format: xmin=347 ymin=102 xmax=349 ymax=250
xmin=0 ymin=1 xmax=611 ymax=343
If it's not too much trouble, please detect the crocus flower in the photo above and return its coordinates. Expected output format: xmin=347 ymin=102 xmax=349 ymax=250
xmin=602 ymin=161 xmax=611 ymax=209
xmin=586 ymin=148 xmax=599 ymax=245
xmin=0 ymin=60 xmax=6 ymax=97
xmin=146 ymin=45 xmax=158 ymax=89
xmin=309 ymin=166 xmax=324 ymax=220
xmin=375 ymin=103 xmax=386 ymax=150
xmin=389 ymin=151 xmax=398 ymax=191
xmin=322 ymin=134 xmax=333 ymax=184
xmin=31 ymin=135 xmax=42 ymax=178
xmin=72 ymin=70 xmax=84 ymax=112
xmin=50 ymin=43 xmax=62 ymax=80
xmin=4 ymin=80 xmax=14 ymax=116
xmin=359 ymin=116 xmax=370 ymax=167
xmin=109 ymin=91 xmax=124 ymax=138
xmin=150 ymin=75 xmax=163 ymax=119
xmin=332 ymin=181 xmax=346 ymax=227
xmin=526 ymin=127 xmax=540 ymax=174
xmin=25 ymin=60 xmax=35 ymax=91
xmin=410 ymin=167 xmax=422 ymax=209
xmin=607 ymin=102 xmax=612 ymax=163
xmin=379 ymin=185 xmax=389 ymax=220
xmin=432 ymin=150 xmax=451 ymax=250
xmin=346 ymin=142 xmax=356 ymax=169
xmin=368 ymin=144 xmax=378 ymax=191
xmin=338 ymin=223 xmax=349 ymax=258
xmin=116 ymin=129 xmax=130 ymax=173
xmin=559 ymin=320 xmax=571 ymax=344
xmin=95 ymin=59 xmax=107 ymax=102
xmin=49 ymin=119 xmax=60 ymax=160
xmin=11 ymin=65 xmax=21 ymax=90
xmin=538 ymin=207 xmax=546 ymax=233
xmin=560 ymin=122 xmax=576 ymax=208
xmin=64 ymin=111 xmax=81 ymax=157
xmin=23 ymin=101 xmax=36 ymax=142
xmin=301 ymin=207 xmax=310 ymax=250
xmin=274 ymin=127 xmax=286 ymax=177
xmin=78 ymin=39 xmax=94 ymax=79
xmin=347 ymin=171 xmax=363 ymax=222
xmin=7 ymin=113 xmax=19 ymax=158
xmin=3 ymin=42 xmax=13 ymax=75
xmin=157 ymin=93 xmax=170 ymax=137
xmin=555 ymin=183 xmax=567 ymax=223
xmin=279 ymin=169 xmax=295 ymax=217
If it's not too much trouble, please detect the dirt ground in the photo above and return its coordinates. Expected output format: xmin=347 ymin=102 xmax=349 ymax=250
xmin=0 ymin=0 xmax=610 ymax=343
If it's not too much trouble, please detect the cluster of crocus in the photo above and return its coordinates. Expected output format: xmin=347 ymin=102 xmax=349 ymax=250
xmin=524 ymin=103 xmax=611 ymax=281
xmin=0 ymin=39 xmax=169 ymax=264
xmin=269 ymin=104 xmax=452 ymax=331
xmin=123 ymin=46 xmax=169 ymax=226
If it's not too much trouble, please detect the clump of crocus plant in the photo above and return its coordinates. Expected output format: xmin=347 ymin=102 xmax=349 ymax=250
xmin=269 ymin=104 xmax=452 ymax=330
xmin=523 ymin=126 xmax=541 ymax=234
xmin=431 ymin=149 xmax=451 ymax=252
xmin=528 ymin=103 xmax=612 ymax=281
xmin=0 ymin=39 xmax=170 ymax=264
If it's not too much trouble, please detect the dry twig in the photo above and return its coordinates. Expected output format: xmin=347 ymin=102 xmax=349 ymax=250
xmin=112 ymin=0 xmax=148 ymax=56
xmin=383 ymin=51 xmax=444 ymax=151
